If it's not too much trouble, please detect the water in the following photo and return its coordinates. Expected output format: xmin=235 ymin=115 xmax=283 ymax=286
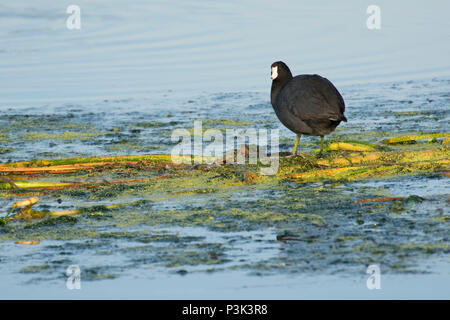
xmin=0 ymin=0 xmax=449 ymax=299
xmin=1 ymin=0 xmax=450 ymax=104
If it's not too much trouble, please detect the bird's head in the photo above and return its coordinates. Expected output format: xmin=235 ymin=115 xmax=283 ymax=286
xmin=270 ymin=61 xmax=292 ymax=81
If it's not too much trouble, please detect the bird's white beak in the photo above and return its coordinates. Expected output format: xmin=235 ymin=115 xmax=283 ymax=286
xmin=270 ymin=66 xmax=278 ymax=80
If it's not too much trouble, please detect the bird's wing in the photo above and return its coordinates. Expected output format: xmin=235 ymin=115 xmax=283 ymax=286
xmin=279 ymin=75 xmax=345 ymax=121
xmin=321 ymin=76 xmax=345 ymax=114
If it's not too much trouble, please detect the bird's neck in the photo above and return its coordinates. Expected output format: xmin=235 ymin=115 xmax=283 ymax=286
xmin=271 ymin=76 xmax=292 ymax=106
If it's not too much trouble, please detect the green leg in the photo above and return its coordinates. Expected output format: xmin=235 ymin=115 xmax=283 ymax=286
xmin=319 ymin=136 xmax=324 ymax=155
xmin=292 ymin=134 xmax=301 ymax=155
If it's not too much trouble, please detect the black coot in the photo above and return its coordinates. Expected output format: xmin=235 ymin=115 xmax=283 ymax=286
xmin=270 ymin=61 xmax=347 ymax=155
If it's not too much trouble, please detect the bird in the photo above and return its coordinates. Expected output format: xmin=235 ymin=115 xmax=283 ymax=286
xmin=270 ymin=61 xmax=347 ymax=156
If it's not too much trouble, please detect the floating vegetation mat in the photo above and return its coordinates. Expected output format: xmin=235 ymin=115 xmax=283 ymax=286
xmin=0 ymin=135 xmax=448 ymax=281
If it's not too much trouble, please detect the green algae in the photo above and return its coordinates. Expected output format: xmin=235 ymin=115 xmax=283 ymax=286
xmin=83 ymin=267 xmax=118 ymax=281
xmin=27 ymin=215 xmax=78 ymax=227
xmin=389 ymin=196 xmax=424 ymax=213
xmin=0 ymin=133 xmax=10 ymax=143
xmin=0 ymin=147 xmax=17 ymax=155
xmin=429 ymin=215 xmax=450 ymax=222
xmin=59 ymin=122 xmax=99 ymax=131
xmin=396 ymin=243 xmax=450 ymax=254
xmin=201 ymin=119 xmax=254 ymax=126
xmin=165 ymin=248 xmax=228 ymax=268
xmin=20 ymin=265 xmax=56 ymax=274
xmin=135 ymin=121 xmax=179 ymax=128
xmin=393 ymin=110 xmax=433 ymax=117
xmin=20 ymin=131 xmax=108 ymax=141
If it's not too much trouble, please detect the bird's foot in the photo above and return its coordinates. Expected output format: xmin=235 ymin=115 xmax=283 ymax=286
xmin=316 ymin=151 xmax=325 ymax=158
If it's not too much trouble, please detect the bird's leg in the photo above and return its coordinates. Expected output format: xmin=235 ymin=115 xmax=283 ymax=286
xmin=320 ymin=136 xmax=324 ymax=153
xmin=318 ymin=135 xmax=324 ymax=156
xmin=292 ymin=134 xmax=301 ymax=156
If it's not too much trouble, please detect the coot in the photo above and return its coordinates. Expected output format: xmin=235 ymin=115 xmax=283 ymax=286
xmin=270 ymin=61 xmax=347 ymax=155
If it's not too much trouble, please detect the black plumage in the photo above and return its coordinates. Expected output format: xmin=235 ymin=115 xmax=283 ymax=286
xmin=270 ymin=61 xmax=347 ymax=155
